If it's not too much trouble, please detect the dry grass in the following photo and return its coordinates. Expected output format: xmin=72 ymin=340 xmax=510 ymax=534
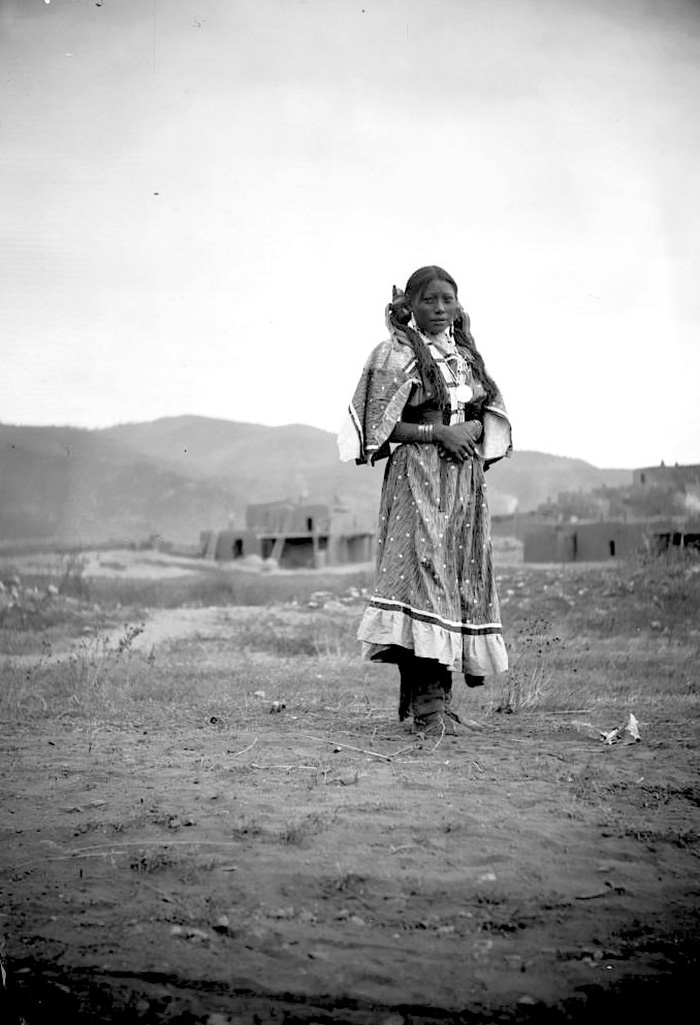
xmin=4 ymin=552 xmax=374 ymax=609
xmin=1 ymin=551 xmax=699 ymax=730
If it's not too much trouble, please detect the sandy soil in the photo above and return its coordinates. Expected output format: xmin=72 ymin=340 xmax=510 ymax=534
xmin=1 ymin=597 xmax=699 ymax=1024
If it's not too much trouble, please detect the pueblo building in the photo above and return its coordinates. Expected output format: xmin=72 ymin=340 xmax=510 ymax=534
xmin=522 ymin=461 xmax=700 ymax=563
xmin=201 ymin=500 xmax=374 ymax=569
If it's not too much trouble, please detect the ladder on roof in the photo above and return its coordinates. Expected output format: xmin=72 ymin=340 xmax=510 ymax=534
xmin=270 ymin=506 xmax=294 ymax=563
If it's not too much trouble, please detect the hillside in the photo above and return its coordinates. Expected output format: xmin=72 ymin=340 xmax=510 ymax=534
xmin=1 ymin=418 xmax=633 ymax=545
xmin=102 ymin=417 xmax=385 ymax=534
xmin=487 ymin=449 xmax=632 ymax=512
xmin=0 ymin=424 xmax=235 ymax=544
xmin=103 ymin=416 xmax=380 ymax=506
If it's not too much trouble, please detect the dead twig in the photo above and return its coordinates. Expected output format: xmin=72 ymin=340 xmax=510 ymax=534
xmin=230 ymin=737 xmax=258 ymax=758
xmin=10 ymin=839 xmax=247 ymax=870
xmin=303 ymin=734 xmax=393 ymax=762
xmin=390 ymin=742 xmax=421 ymax=758
xmin=140 ymin=881 xmax=187 ymax=907
xmin=431 ymin=722 xmax=447 ymax=751
xmin=249 ymin=763 xmax=320 ymax=771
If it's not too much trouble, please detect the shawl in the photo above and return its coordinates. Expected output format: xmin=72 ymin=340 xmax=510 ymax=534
xmin=338 ymin=321 xmax=512 ymax=468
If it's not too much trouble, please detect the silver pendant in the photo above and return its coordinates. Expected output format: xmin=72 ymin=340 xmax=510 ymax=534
xmin=455 ymin=384 xmax=473 ymax=403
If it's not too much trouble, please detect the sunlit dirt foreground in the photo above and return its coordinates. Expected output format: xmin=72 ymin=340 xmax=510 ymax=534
xmin=1 ymin=560 xmax=699 ymax=1023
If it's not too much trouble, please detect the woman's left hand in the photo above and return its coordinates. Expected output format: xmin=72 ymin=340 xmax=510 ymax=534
xmin=437 ymin=420 xmax=482 ymax=462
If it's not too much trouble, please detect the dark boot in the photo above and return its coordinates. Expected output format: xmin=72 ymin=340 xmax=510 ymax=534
xmin=438 ymin=664 xmax=463 ymax=724
xmin=412 ymin=658 xmax=445 ymax=718
xmin=397 ymin=657 xmax=414 ymax=722
xmin=438 ymin=664 xmax=453 ymax=709
xmin=412 ymin=658 xmax=461 ymax=735
xmin=465 ymin=673 xmax=485 ymax=688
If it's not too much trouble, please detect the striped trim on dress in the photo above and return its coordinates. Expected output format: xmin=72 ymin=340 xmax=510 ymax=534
xmin=367 ymin=597 xmax=504 ymax=635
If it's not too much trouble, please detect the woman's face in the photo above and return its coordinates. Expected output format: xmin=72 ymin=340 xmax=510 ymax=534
xmin=411 ymin=278 xmax=459 ymax=335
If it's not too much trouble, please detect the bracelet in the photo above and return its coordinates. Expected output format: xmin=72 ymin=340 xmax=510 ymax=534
xmin=418 ymin=423 xmax=434 ymax=443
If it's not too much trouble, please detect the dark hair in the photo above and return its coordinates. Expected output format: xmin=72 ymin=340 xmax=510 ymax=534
xmin=389 ymin=266 xmax=499 ymax=417
xmin=404 ymin=265 xmax=458 ymax=306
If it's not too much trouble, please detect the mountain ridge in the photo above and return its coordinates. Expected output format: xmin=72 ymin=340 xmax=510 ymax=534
xmin=1 ymin=417 xmax=633 ymax=544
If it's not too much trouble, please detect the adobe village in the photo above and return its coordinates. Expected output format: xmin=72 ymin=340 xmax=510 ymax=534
xmin=200 ymin=461 xmax=700 ymax=572
xmin=1 ymin=419 xmax=699 ymax=1024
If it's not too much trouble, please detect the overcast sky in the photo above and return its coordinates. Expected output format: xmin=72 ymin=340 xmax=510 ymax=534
xmin=1 ymin=0 xmax=698 ymax=468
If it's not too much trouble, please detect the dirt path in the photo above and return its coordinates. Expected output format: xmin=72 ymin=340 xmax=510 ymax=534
xmin=0 ymin=607 xmax=243 ymax=669
xmin=1 ymin=604 xmax=699 ymax=1023
xmin=102 ymin=606 xmax=240 ymax=652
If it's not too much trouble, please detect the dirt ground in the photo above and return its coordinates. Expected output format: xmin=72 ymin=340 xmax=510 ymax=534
xmin=1 ymin=568 xmax=699 ymax=1023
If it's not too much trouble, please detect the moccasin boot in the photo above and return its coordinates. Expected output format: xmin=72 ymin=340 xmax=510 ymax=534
xmin=397 ymin=660 xmax=414 ymax=722
xmin=412 ymin=658 xmax=455 ymax=733
xmin=436 ymin=663 xmax=465 ymax=727
xmin=416 ymin=712 xmax=462 ymax=736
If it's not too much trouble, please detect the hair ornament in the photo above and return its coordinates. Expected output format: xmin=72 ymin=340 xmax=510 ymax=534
xmin=385 ymin=285 xmax=412 ymax=332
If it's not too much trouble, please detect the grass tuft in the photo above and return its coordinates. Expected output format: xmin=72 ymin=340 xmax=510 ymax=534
xmin=2 ymin=552 xmax=699 ymax=731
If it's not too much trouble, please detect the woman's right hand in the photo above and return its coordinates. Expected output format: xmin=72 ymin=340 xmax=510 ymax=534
xmin=434 ymin=422 xmax=482 ymax=462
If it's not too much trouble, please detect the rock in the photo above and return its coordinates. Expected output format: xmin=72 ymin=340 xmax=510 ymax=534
xmin=308 ymin=948 xmax=330 ymax=960
xmin=170 ymin=925 xmax=210 ymax=941
xmin=269 ymin=906 xmax=295 ymax=919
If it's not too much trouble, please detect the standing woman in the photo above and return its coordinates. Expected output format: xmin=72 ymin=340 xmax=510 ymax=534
xmin=338 ymin=266 xmax=512 ymax=735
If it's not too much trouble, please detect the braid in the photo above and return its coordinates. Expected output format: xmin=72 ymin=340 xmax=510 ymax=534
xmin=453 ymin=316 xmax=499 ymax=405
xmin=386 ymin=294 xmax=451 ymax=422
xmin=404 ymin=325 xmax=452 ymax=424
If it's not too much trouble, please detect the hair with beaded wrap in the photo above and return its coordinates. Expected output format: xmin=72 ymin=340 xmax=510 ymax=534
xmin=387 ymin=266 xmax=499 ymax=418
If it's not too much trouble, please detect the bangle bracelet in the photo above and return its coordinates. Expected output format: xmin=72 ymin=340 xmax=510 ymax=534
xmin=419 ymin=423 xmax=434 ymax=443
